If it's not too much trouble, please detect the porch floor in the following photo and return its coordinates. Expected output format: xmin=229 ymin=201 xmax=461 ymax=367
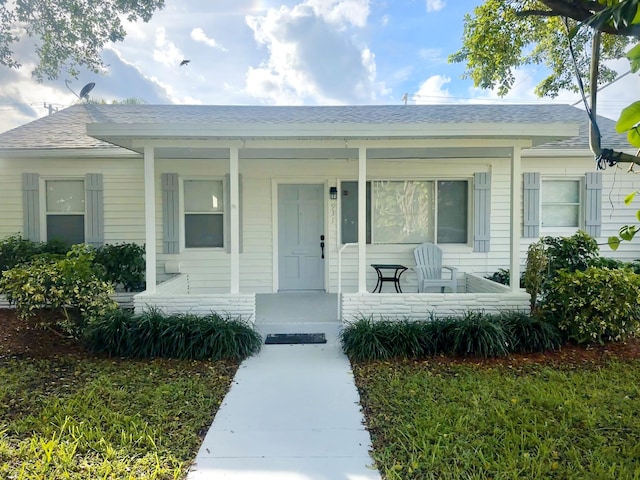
xmin=255 ymin=292 xmax=339 ymax=324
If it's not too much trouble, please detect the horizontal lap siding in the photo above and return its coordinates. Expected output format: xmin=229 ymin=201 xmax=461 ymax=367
xmin=0 ymin=158 xmax=145 ymax=244
xmin=6 ymin=153 xmax=636 ymax=295
xmin=521 ymin=156 xmax=640 ymax=263
xmin=156 ymin=159 xmax=230 ymax=289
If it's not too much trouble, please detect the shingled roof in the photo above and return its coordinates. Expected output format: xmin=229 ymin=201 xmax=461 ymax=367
xmin=0 ymin=103 xmax=629 ymax=152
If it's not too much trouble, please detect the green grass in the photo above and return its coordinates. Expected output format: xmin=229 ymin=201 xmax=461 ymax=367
xmin=354 ymin=359 xmax=640 ymax=480
xmin=0 ymin=356 xmax=237 ymax=479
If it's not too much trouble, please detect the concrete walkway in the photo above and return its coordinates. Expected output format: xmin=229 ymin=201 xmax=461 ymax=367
xmin=187 ymin=321 xmax=381 ymax=480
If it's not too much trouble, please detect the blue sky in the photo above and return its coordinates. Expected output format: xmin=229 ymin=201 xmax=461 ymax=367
xmin=0 ymin=0 xmax=637 ymax=133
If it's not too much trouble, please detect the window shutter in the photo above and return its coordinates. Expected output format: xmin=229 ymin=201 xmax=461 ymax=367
xmin=22 ymin=173 xmax=40 ymax=242
xmin=585 ymin=171 xmax=602 ymax=237
xmin=523 ymin=172 xmax=540 ymax=238
xmin=224 ymin=174 xmax=243 ymax=254
xmin=162 ymin=173 xmax=179 ymax=254
xmin=473 ymin=172 xmax=491 ymax=252
xmin=85 ymin=173 xmax=104 ymax=247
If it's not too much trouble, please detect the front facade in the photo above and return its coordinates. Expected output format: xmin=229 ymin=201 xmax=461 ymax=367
xmin=1 ymin=104 xmax=638 ymax=321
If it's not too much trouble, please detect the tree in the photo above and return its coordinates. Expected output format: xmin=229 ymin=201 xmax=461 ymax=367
xmin=450 ymin=0 xmax=636 ymax=98
xmin=451 ymin=1 xmax=640 ymax=247
xmin=0 ymin=0 xmax=165 ymax=81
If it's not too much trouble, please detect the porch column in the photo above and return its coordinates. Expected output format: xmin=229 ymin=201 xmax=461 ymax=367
xmin=230 ymin=146 xmax=240 ymax=294
xmin=144 ymin=146 xmax=157 ymax=294
xmin=510 ymin=145 xmax=522 ymax=293
xmin=358 ymin=146 xmax=367 ymax=293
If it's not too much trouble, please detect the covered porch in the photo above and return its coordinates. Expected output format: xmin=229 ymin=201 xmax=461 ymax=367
xmin=86 ymin=113 xmax=575 ymax=322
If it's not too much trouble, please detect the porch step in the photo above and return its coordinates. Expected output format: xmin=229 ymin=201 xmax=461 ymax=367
xmin=264 ymin=333 xmax=327 ymax=345
xmin=256 ymin=322 xmax=342 ymax=346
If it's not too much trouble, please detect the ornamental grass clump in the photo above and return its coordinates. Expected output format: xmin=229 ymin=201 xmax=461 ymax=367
xmin=497 ymin=311 xmax=562 ymax=353
xmin=342 ymin=311 xmax=561 ymax=361
xmin=83 ymin=308 xmax=262 ymax=361
xmin=450 ymin=311 xmax=510 ymax=358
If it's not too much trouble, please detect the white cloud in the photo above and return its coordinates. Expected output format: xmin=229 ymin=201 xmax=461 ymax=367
xmin=153 ymin=26 xmax=184 ymax=67
xmin=190 ymin=28 xmax=228 ymax=51
xmin=426 ymin=0 xmax=446 ymax=13
xmin=306 ymin=0 xmax=370 ymax=28
xmin=413 ymin=75 xmax=452 ymax=104
xmin=418 ymin=48 xmax=446 ymax=64
xmin=244 ymin=0 xmax=386 ymax=104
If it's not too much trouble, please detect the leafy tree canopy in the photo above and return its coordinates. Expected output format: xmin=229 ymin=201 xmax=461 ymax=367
xmin=450 ymin=0 xmax=637 ymax=97
xmin=0 ymin=0 xmax=164 ymax=81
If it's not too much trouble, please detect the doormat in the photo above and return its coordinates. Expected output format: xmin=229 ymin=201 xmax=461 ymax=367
xmin=265 ymin=333 xmax=327 ymax=345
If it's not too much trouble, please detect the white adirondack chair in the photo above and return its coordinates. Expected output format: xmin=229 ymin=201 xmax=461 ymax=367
xmin=413 ymin=243 xmax=458 ymax=293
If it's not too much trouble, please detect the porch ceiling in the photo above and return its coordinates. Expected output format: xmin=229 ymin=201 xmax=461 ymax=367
xmin=132 ymin=146 xmax=516 ymax=160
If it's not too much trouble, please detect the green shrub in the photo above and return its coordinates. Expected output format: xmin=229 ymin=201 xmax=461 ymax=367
xmin=497 ymin=311 xmax=561 ymax=353
xmin=0 ymin=234 xmax=40 ymax=272
xmin=93 ymin=243 xmax=146 ymax=291
xmin=450 ymin=311 xmax=510 ymax=358
xmin=0 ymin=235 xmax=70 ymax=272
xmin=83 ymin=308 xmax=262 ymax=361
xmin=524 ymin=240 xmax=548 ymax=312
xmin=542 ymin=230 xmax=599 ymax=275
xmin=545 ymin=266 xmax=640 ymax=344
xmin=485 ymin=268 xmax=525 ymax=288
xmin=0 ymin=244 xmax=117 ymax=335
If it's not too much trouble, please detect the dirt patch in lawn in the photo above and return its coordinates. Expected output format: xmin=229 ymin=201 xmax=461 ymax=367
xmin=423 ymin=336 xmax=640 ymax=369
xmin=0 ymin=308 xmax=94 ymax=359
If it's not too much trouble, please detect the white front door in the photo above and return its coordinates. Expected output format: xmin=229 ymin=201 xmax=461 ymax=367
xmin=278 ymin=184 xmax=325 ymax=291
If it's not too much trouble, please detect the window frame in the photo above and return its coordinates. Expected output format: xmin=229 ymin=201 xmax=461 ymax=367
xmin=339 ymin=177 xmax=472 ymax=246
xmin=540 ymin=177 xmax=584 ymax=234
xmin=39 ymin=177 xmax=86 ymax=244
xmin=180 ymin=176 xmax=226 ymax=251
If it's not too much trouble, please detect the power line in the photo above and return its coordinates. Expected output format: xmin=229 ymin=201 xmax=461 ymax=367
xmin=570 ymin=70 xmax=633 ymax=106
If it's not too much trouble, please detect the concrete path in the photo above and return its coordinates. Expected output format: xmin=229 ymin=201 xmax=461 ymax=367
xmin=187 ymin=321 xmax=381 ymax=480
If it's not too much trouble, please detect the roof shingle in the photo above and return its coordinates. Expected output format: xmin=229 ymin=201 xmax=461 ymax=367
xmin=0 ymin=103 xmax=629 ymax=151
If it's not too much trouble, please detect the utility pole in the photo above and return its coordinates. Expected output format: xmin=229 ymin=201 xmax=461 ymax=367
xmin=44 ymin=103 xmax=58 ymax=115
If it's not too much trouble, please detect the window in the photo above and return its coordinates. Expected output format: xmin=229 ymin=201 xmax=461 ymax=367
xmin=45 ymin=179 xmax=85 ymax=246
xmin=184 ymin=179 xmax=224 ymax=248
xmin=541 ymin=179 xmax=581 ymax=228
xmin=341 ymin=180 xmax=468 ymax=244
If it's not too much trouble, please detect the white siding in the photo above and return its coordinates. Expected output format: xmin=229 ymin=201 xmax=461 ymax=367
xmin=0 ymin=157 xmax=145 ymax=244
xmin=3 ymin=152 xmax=639 ymax=296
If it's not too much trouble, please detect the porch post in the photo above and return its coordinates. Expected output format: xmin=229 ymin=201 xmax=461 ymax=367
xmin=510 ymin=145 xmax=522 ymax=293
xmin=358 ymin=146 xmax=367 ymax=293
xmin=230 ymin=146 xmax=240 ymax=294
xmin=144 ymin=146 xmax=157 ymax=294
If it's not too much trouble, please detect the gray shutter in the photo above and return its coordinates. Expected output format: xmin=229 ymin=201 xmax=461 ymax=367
xmin=22 ymin=173 xmax=40 ymax=242
xmin=224 ymin=174 xmax=243 ymax=254
xmin=473 ymin=172 xmax=491 ymax=252
xmin=585 ymin=171 xmax=602 ymax=237
xmin=523 ymin=172 xmax=540 ymax=238
xmin=162 ymin=173 xmax=179 ymax=254
xmin=85 ymin=173 xmax=104 ymax=247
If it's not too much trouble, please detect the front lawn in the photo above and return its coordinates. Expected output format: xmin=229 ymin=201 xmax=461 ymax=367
xmin=354 ymin=358 xmax=640 ymax=480
xmin=0 ymin=310 xmax=237 ymax=479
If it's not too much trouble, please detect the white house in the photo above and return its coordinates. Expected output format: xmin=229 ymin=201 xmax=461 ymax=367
xmin=0 ymin=104 xmax=638 ymax=322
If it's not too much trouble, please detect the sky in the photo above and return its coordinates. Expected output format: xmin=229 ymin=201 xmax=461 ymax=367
xmin=0 ymin=0 xmax=638 ymax=134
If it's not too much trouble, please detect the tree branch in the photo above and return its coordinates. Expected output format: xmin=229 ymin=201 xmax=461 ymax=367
xmin=518 ymin=0 xmax=640 ymax=37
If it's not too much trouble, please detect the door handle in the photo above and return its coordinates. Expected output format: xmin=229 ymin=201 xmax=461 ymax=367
xmin=320 ymin=235 xmax=325 ymax=259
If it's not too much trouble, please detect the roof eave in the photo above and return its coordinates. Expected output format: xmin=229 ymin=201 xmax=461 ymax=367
xmin=0 ymin=147 xmax=140 ymax=159
xmin=87 ymin=122 xmax=580 ymax=149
